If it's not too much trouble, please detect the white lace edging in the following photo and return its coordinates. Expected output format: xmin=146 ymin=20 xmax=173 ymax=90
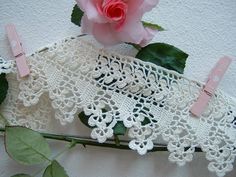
xmin=0 ymin=56 xmax=14 ymax=74
xmin=0 ymin=37 xmax=236 ymax=177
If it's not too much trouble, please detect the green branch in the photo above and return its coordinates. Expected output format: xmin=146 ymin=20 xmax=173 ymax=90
xmin=0 ymin=127 xmax=203 ymax=152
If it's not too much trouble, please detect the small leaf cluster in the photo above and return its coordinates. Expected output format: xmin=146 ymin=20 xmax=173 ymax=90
xmin=5 ymin=126 xmax=69 ymax=177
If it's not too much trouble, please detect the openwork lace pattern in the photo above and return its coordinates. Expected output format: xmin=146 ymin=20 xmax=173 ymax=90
xmin=0 ymin=37 xmax=236 ymax=177
xmin=0 ymin=56 xmax=14 ymax=74
xmin=0 ymin=73 xmax=53 ymax=131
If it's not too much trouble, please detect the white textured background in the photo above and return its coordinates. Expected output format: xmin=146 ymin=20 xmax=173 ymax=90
xmin=0 ymin=0 xmax=236 ymax=177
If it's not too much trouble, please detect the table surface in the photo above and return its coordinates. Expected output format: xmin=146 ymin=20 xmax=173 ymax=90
xmin=0 ymin=0 xmax=236 ymax=177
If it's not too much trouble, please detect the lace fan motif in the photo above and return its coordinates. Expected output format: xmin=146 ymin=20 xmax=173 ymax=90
xmin=0 ymin=37 xmax=236 ymax=177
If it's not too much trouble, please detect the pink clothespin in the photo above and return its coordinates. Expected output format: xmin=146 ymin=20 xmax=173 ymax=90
xmin=190 ymin=57 xmax=232 ymax=117
xmin=5 ymin=24 xmax=30 ymax=77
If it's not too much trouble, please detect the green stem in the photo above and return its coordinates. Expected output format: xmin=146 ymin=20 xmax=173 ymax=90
xmin=114 ymin=135 xmax=120 ymax=146
xmin=0 ymin=127 xmax=202 ymax=152
xmin=126 ymin=43 xmax=142 ymax=51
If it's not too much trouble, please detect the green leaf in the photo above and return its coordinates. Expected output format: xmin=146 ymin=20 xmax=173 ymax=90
xmin=71 ymin=4 xmax=84 ymax=27
xmin=142 ymin=21 xmax=165 ymax=31
xmin=141 ymin=117 xmax=151 ymax=126
xmin=0 ymin=73 xmax=8 ymax=105
xmin=11 ymin=174 xmax=32 ymax=177
xmin=78 ymin=109 xmax=108 ymax=128
xmin=79 ymin=111 xmax=127 ymax=135
xmin=78 ymin=112 xmax=94 ymax=128
xmin=43 ymin=160 xmax=69 ymax=177
xmin=5 ymin=126 xmax=51 ymax=165
xmin=113 ymin=121 xmax=127 ymax=136
xmin=136 ymin=43 xmax=188 ymax=74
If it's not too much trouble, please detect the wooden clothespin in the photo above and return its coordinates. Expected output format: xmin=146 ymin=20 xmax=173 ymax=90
xmin=5 ymin=24 xmax=30 ymax=77
xmin=190 ymin=57 xmax=232 ymax=117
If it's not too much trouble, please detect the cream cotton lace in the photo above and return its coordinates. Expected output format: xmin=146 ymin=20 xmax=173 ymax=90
xmin=0 ymin=37 xmax=236 ymax=177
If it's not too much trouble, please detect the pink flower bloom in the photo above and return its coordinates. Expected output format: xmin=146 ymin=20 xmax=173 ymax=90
xmin=76 ymin=0 xmax=159 ymax=46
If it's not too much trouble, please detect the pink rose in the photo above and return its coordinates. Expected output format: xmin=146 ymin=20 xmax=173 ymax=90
xmin=76 ymin=0 xmax=159 ymax=46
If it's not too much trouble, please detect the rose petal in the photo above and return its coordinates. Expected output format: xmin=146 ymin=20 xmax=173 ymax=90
xmin=75 ymin=0 xmax=87 ymax=11
xmin=140 ymin=0 xmax=159 ymax=12
xmin=139 ymin=27 xmax=158 ymax=47
xmin=116 ymin=19 xmax=146 ymax=44
xmin=92 ymin=23 xmax=121 ymax=46
xmin=127 ymin=0 xmax=144 ymax=14
xmin=76 ymin=0 xmax=107 ymax=23
xmin=77 ymin=0 xmax=159 ymax=46
xmin=126 ymin=0 xmax=159 ymax=20
xmin=81 ymin=15 xmax=94 ymax=34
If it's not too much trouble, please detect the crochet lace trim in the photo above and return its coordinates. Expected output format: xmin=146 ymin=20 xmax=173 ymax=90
xmin=0 ymin=37 xmax=236 ymax=177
